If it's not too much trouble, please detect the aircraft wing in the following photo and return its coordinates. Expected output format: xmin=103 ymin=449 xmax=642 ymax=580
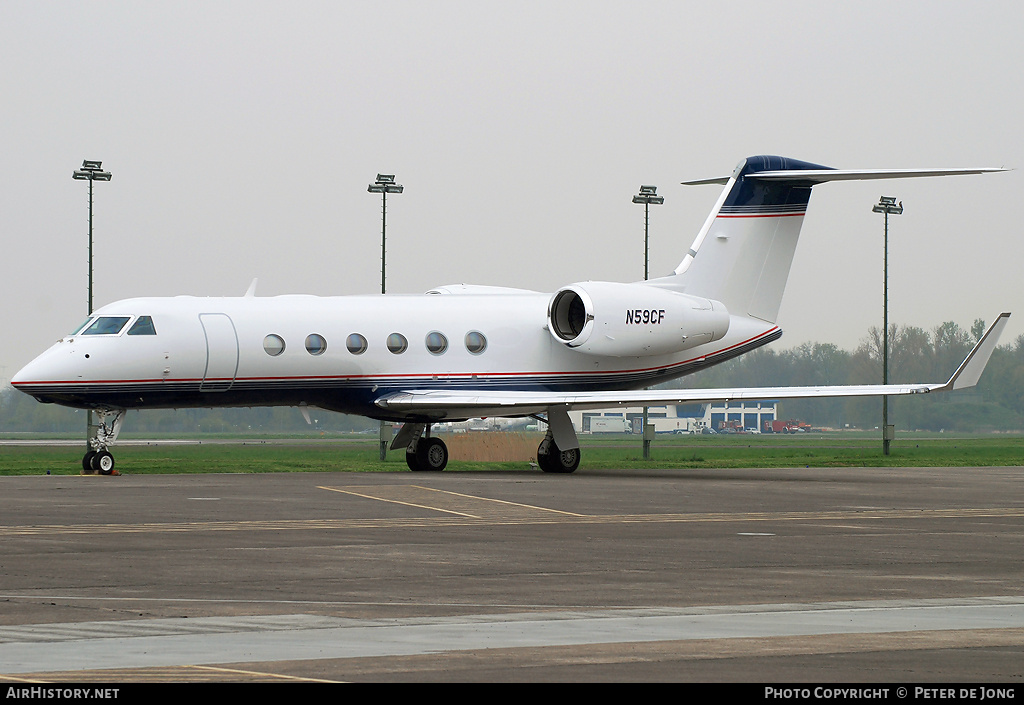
xmin=376 ymin=313 xmax=1010 ymax=418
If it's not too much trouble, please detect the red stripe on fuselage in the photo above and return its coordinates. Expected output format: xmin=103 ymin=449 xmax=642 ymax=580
xmin=13 ymin=327 xmax=780 ymax=388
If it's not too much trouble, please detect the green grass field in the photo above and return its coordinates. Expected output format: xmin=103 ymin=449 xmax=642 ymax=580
xmin=1 ymin=431 xmax=1022 ymax=475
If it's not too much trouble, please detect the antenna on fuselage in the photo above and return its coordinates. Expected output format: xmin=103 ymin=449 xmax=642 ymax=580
xmin=244 ymin=278 xmax=258 ymax=297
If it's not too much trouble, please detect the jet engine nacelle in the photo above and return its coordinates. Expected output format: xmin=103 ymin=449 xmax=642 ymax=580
xmin=547 ymin=281 xmax=730 ymax=357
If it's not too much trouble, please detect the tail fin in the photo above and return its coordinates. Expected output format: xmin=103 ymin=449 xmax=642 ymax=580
xmin=659 ymin=155 xmax=828 ymax=324
xmin=653 ymin=155 xmax=1005 ymax=325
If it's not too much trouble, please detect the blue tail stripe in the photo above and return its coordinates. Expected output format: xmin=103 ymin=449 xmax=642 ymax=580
xmin=721 ymin=155 xmax=833 ymax=214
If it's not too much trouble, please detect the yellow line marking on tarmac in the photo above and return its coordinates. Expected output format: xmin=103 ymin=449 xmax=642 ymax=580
xmin=408 ymin=485 xmax=586 ymax=517
xmin=0 ymin=504 xmax=1021 ymax=537
xmin=319 ymin=485 xmax=482 ymax=517
xmin=0 ymin=666 xmax=343 ymax=683
xmin=185 ymin=664 xmax=344 ymax=682
xmin=318 ymin=484 xmax=586 ymax=519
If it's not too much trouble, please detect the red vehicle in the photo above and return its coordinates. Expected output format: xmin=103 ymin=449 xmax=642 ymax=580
xmin=763 ymin=420 xmax=810 ymax=434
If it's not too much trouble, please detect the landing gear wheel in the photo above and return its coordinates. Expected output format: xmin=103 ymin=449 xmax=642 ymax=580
xmin=405 ymin=448 xmax=420 ymax=471
xmin=414 ymin=437 xmax=448 ymax=472
xmin=91 ymin=451 xmax=115 ymax=475
xmin=537 ymin=441 xmax=580 ymax=474
xmin=82 ymin=451 xmax=96 ymax=473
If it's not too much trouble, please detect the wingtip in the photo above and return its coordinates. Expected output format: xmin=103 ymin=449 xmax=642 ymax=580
xmin=945 ymin=312 xmax=1011 ymax=391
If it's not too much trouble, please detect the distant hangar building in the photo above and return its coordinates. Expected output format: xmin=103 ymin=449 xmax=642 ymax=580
xmin=571 ymin=400 xmax=779 ymax=434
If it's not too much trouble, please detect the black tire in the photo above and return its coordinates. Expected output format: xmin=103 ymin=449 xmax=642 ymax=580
xmin=92 ymin=451 xmax=115 ymax=475
xmin=405 ymin=448 xmax=420 ymax=471
xmin=82 ymin=451 xmax=96 ymax=473
xmin=537 ymin=441 xmax=580 ymax=474
xmin=414 ymin=437 xmax=448 ymax=472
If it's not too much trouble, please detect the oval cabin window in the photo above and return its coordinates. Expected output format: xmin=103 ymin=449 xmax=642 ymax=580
xmin=305 ymin=333 xmax=327 ymax=356
xmin=263 ymin=334 xmax=286 ymax=356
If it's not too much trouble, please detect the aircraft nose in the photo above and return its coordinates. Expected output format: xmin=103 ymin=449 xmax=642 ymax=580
xmin=10 ymin=341 xmax=92 ymax=407
xmin=11 ymin=363 xmax=28 ymax=384
xmin=10 ymin=344 xmax=75 ymax=393
xmin=11 ymin=355 xmax=47 ymax=385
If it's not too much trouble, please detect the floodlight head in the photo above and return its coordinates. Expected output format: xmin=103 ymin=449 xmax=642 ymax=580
xmin=370 ymin=173 xmax=402 ymax=193
xmin=633 ymin=188 xmax=664 ymax=205
xmin=633 ymin=185 xmax=663 ymax=204
xmin=73 ymin=161 xmax=112 ymax=181
xmin=873 ymin=195 xmax=903 ymax=215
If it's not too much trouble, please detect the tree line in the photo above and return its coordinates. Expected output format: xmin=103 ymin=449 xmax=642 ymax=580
xmin=2 ymin=319 xmax=1021 ymax=434
xmin=670 ymin=319 xmax=1024 ymax=432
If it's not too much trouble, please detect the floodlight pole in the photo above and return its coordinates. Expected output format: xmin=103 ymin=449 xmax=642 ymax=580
xmin=872 ymin=196 xmax=902 ymax=456
xmin=368 ymin=174 xmax=404 ymax=460
xmin=72 ymin=160 xmax=112 ymax=315
xmin=72 ymin=160 xmax=112 ymax=456
xmin=633 ymin=186 xmax=664 ymax=460
xmin=368 ymin=174 xmax=404 ymax=295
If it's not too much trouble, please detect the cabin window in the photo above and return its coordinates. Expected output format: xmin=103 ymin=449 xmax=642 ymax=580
xmin=346 ymin=333 xmax=368 ymax=355
xmin=127 ymin=316 xmax=157 ymax=336
xmin=465 ymin=330 xmax=487 ymax=354
xmin=386 ymin=333 xmax=408 ymax=354
xmin=425 ymin=331 xmax=448 ymax=355
xmin=263 ymin=334 xmax=286 ymax=356
xmin=305 ymin=333 xmax=327 ymax=356
xmin=82 ymin=317 xmax=131 ymax=336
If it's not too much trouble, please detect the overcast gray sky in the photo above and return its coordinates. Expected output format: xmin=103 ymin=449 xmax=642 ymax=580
xmin=2 ymin=1 xmax=1021 ymax=384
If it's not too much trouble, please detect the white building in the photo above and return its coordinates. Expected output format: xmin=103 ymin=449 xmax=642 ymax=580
xmin=571 ymin=400 xmax=779 ymax=434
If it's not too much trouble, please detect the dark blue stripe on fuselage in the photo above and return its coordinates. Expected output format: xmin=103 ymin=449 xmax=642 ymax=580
xmin=18 ymin=330 xmax=782 ymax=420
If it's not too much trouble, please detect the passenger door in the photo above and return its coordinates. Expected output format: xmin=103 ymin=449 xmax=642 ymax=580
xmin=199 ymin=313 xmax=239 ymax=392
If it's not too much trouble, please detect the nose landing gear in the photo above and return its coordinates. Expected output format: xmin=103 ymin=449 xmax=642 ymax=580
xmin=83 ymin=409 xmax=125 ymax=475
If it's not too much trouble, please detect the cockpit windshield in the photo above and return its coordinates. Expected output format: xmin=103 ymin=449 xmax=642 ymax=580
xmin=81 ymin=316 xmax=131 ymax=336
xmin=127 ymin=316 xmax=157 ymax=335
xmin=70 ymin=318 xmax=93 ymax=335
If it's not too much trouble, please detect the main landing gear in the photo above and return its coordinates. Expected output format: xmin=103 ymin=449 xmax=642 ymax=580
xmin=392 ymin=423 xmax=449 ymax=472
xmin=83 ymin=409 xmax=125 ymax=475
xmin=533 ymin=406 xmax=580 ymax=474
xmin=536 ymin=429 xmax=580 ymax=474
xmin=389 ymin=406 xmax=582 ymax=474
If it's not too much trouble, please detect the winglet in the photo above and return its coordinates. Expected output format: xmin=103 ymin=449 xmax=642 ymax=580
xmin=941 ymin=313 xmax=1011 ymax=391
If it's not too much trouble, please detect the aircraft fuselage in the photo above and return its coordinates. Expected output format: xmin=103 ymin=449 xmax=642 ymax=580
xmin=13 ymin=291 xmax=778 ymax=421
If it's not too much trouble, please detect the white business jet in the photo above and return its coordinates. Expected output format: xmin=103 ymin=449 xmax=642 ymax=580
xmin=12 ymin=156 xmax=1009 ymax=475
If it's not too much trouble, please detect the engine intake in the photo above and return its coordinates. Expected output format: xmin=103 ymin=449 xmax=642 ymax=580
xmin=548 ymin=281 xmax=729 ymax=357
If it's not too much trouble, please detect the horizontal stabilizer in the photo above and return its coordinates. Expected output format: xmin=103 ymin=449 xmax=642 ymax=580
xmin=683 ymin=167 xmax=1006 ymax=186
xmin=748 ymin=167 xmax=1007 ymax=184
